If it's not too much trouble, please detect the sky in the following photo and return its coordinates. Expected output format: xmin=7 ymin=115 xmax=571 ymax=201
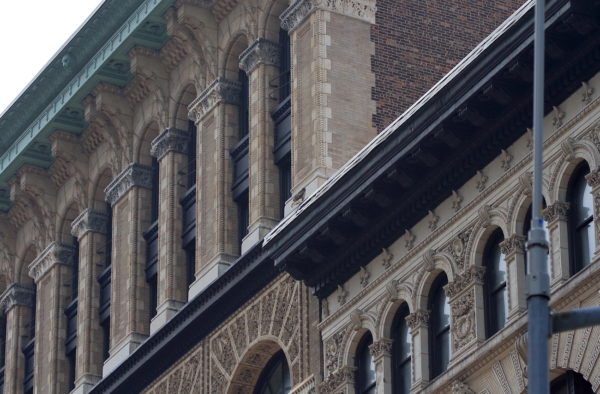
xmin=0 ymin=0 xmax=105 ymax=115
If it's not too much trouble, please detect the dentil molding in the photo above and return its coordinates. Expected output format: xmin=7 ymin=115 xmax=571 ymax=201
xmin=28 ymin=242 xmax=75 ymax=282
xmin=188 ymin=77 xmax=241 ymax=122
xmin=150 ymin=127 xmax=190 ymax=161
xmin=104 ymin=163 xmax=153 ymax=206
xmin=239 ymin=38 xmax=280 ymax=74
xmin=71 ymin=208 xmax=109 ymax=239
xmin=280 ymin=0 xmax=376 ymax=33
xmin=0 ymin=283 xmax=35 ymax=313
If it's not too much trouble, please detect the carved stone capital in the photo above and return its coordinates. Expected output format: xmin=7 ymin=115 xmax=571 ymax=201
xmin=71 ymin=209 xmax=109 ymax=239
xmin=0 ymin=283 xmax=35 ymax=313
xmin=319 ymin=366 xmax=356 ymax=394
xmin=104 ymin=163 xmax=153 ymax=206
xmin=150 ymin=127 xmax=190 ymax=160
xmin=28 ymin=242 xmax=75 ymax=282
xmin=542 ymin=201 xmax=570 ymax=223
xmin=239 ymin=38 xmax=279 ymax=74
xmin=444 ymin=265 xmax=485 ymax=299
xmin=586 ymin=168 xmax=600 ymax=188
xmin=280 ymin=0 xmax=376 ymax=32
xmin=452 ymin=380 xmax=476 ymax=394
xmin=406 ymin=309 xmax=429 ymax=330
xmin=369 ymin=338 xmax=393 ymax=360
xmin=499 ymin=234 xmax=526 ymax=256
xmin=188 ymin=77 xmax=241 ymax=122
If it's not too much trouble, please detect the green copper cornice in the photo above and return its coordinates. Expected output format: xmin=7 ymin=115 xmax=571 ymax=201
xmin=0 ymin=0 xmax=173 ymax=199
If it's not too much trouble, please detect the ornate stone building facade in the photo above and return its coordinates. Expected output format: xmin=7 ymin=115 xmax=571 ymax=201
xmin=1 ymin=0 xmax=600 ymax=393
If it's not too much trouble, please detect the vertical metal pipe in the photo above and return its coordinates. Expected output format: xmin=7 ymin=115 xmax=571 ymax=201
xmin=527 ymin=0 xmax=550 ymax=393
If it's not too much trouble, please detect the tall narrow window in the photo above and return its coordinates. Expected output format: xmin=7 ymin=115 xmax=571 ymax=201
xmin=0 ymin=314 xmax=6 ymax=393
xmin=182 ymin=119 xmax=197 ymax=288
xmin=65 ymin=236 xmax=78 ymax=391
xmin=254 ymin=350 xmax=291 ymax=394
xmin=144 ymin=157 xmax=160 ymax=320
xmin=356 ymin=332 xmax=376 ymax=394
xmin=392 ymin=304 xmax=411 ymax=394
xmin=484 ymin=229 xmax=507 ymax=337
xmin=23 ymin=288 xmax=36 ymax=394
xmin=239 ymin=70 xmax=249 ymax=140
xmin=551 ymin=370 xmax=594 ymax=393
xmin=187 ymin=120 xmax=197 ymax=188
xmin=429 ymin=274 xmax=449 ymax=379
xmin=568 ymin=162 xmax=595 ymax=274
xmin=232 ymin=68 xmax=250 ymax=252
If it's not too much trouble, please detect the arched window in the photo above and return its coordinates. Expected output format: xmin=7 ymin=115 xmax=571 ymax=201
xmin=551 ymin=370 xmax=594 ymax=393
xmin=568 ymin=162 xmax=595 ymax=274
xmin=232 ymin=69 xmax=250 ymax=253
xmin=356 ymin=332 xmax=376 ymax=394
xmin=483 ymin=229 xmax=507 ymax=337
xmin=429 ymin=273 xmax=449 ymax=379
xmin=254 ymin=350 xmax=291 ymax=394
xmin=392 ymin=304 xmax=411 ymax=394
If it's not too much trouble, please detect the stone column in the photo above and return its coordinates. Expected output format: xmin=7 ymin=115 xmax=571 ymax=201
xmin=70 ymin=209 xmax=109 ymax=393
xmin=28 ymin=243 xmax=75 ymax=394
xmin=239 ymin=38 xmax=281 ymax=252
xmin=149 ymin=128 xmax=190 ymax=333
xmin=542 ymin=201 xmax=570 ymax=285
xmin=444 ymin=266 xmax=486 ymax=362
xmin=499 ymin=234 xmax=527 ymax=320
xmin=585 ymin=168 xmax=600 ymax=260
xmin=103 ymin=163 xmax=153 ymax=374
xmin=0 ymin=284 xmax=34 ymax=394
xmin=188 ymin=78 xmax=242 ymax=298
xmin=406 ymin=310 xmax=429 ymax=391
xmin=369 ymin=338 xmax=393 ymax=394
xmin=281 ymin=0 xmax=377 ymax=200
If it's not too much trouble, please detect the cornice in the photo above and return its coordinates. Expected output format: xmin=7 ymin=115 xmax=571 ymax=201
xmin=0 ymin=283 xmax=35 ymax=313
xmin=150 ymin=128 xmax=190 ymax=160
xmin=188 ymin=77 xmax=241 ymax=122
xmin=104 ymin=163 xmax=153 ymax=206
xmin=239 ymin=38 xmax=279 ymax=74
xmin=280 ymin=0 xmax=376 ymax=33
xmin=28 ymin=242 xmax=75 ymax=283
xmin=71 ymin=209 xmax=109 ymax=239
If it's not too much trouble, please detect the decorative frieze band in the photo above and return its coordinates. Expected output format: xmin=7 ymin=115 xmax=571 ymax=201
xmin=28 ymin=242 xmax=75 ymax=282
xmin=280 ymin=0 xmax=377 ymax=32
xmin=406 ymin=309 xmax=429 ymax=330
xmin=188 ymin=77 xmax=242 ymax=122
xmin=444 ymin=265 xmax=485 ymax=299
xmin=499 ymin=234 xmax=527 ymax=256
xmin=542 ymin=201 xmax=570 ymax=223
xmin=150 ymin=127 xmax=190 ymax=160
xmin=0 ymin=283 xmax=35 ymax=313
xmin=104 ymin=163 xmax=153 ymax=206
xmin=71 ymin=209 xmax=109 ymax=239
xmin=239 ymin=38 xmax=280 ymax=74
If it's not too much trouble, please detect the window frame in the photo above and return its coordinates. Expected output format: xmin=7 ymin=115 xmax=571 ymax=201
xmin=391 ymin=304 xmax=411 ymax=394
xmin=483 ymin=228 xmax=508 ymax=338
xmin=428 ymin=273 xmax=450 ymax=380
xmin=568 ymin=162 xmax=595 ymax=275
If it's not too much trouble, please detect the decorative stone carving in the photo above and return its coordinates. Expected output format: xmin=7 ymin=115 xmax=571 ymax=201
xmin=188 ymin=77 xmax=242 ymax=121
xmin=518 ymin=172 xmax=533 ymax=196
xmin=104 ymin=163 xmax=153 ymax=206
xmin=552 ymin=105 xmax=565 ymax=128
xmin=0 ymin=283 xmax=35 ymax=313
xmin=71 ymin=209 xmax=109 ymax=239
xmin=325 ymin=327 xmax=348 ymax=375
xmin=499 ymin=234 xmax=526 ymax=256
xmin=478 ymin=204 xmax=492 ymax=227
xmin=422 ymin=249 xmax=435 ymax=272
xmin=406 ymin=309 xmax=429 ymax=330
xmin=452 ymin=379 xmax=475 ymax=394
xmin=150 ymin=127 xmax=190 ymax=161
xmin=319 ymin=366 xmax=356 ymax=394
xmin=476 ymin=170 xmax=488 ymax=192
xmin=369 ymin=338 xmax=393 ymax=359
xmin=500 ymin=149 xmax=513 ymax=171
xmin=450 ymin=291 xmax=475 ymax=350
xmin=359 ymin=266 xmax=370 ymax=288
xmin=404 ymin=229 xmax=416 ymax=250
xmin=337 ymin=284 xmax=348 ymax=305
xmin=28 ymin=242 xmax=75 ymax=282
xmin=561 ymin=137 xmax=577 ymax=162
xmin=281 ymin=0 xmax=377 ymax=32
xmin=443 ymin=228 xmax=472 ymax=271
xmin=381 ymin=247 xmax=393 ymax=269
xmin=350 ymin=309 xmax=363 ymax=331
xmin=452 ymin=190 xmax=463 ymax=212
xmin=586 ymin=168 xmax=600 ymax=188
xmin=384 ymin=280 xmax=398 ymax=301
xmin=239 ymin=38 xmax=279 ymax=74
xmin=428 ymin=210 xmax=439 ymax=230
xmin=542 ymin=201 xmax=569 ymax=223
xmin=582 ymin=81 xmax=594 ymax=103
xmin=444 ymin=265 xmax=485 ymax=299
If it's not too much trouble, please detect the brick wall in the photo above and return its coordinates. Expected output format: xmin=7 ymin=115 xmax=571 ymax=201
xmin=371 ymin=0 xmax=525 ymax=132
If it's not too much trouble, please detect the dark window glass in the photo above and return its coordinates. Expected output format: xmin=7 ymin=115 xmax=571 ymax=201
xmin=568 ymin=163 xmax=595 ymax=274
xmin=185 ymin=243 xmax=196 ymax=287
xmin=105 ymin=203 xmax=112 ymax=268
xmin=254 ymin=350 xmax=291 ymax=394
xmin=187 ymin=120 xmax=197 ymax=188
xmin=278 ymin=154 xmax=292 ymax=218
xmin=101 ymin=318 xmax=110 ymax=361
xmin=356 ymin=332 xmax=376 ymax=394
xmin=71 ymin=236 xmax=79 ymax=300
xmin=239 ymin=70 xmax=249 ymax=140
xmin=392 ymin=304 xmax=411 ymax=394
xmin=429 ymin=274 xmax=449 ymax=379
xmin=278 ymin=28 xmax=291 ymax=101
xmin=67 ymin=348 xmax=76 ymax=391
xmin=0 ymin=316 xmax=6 ymax=369
xmin=484 ymin=229 xmax=507 ymax=337
xmin=551 ymin=370 xmax=594 ymax=393
xmin=148 ymin=274 xmax=158 ymax=320
xmin=236 ymin=190 xmax=249 ymax=253
xmin=151 ymin=157 xmax=160 ymax=223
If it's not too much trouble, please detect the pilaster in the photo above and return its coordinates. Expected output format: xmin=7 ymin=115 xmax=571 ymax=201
xmin=149 ymin=128 xmax=190 ymax=333
xmin=0 ymin=284 xmax=34 ymax=394
xmin=70 ymin=209 xmax=108 ymax=393
xmin=102 ymin=164 xmax=152 ymax=374
xmin=585 ymin=168 xmax=600 ymax=258
xmin=188 ymin=78 xmax=242 ymax=298
xmin=406 ymin=309 xmax=429 ymax=388
xmin=28 ymin=243 xmax=75 ymax=394
xmin=281 ymin=0 xmax=377 ymax=200
xmin=499 ymin=234 xmax=527 ymax=319
xmin=369 ymin=338 xmax=392 ymax=394
xmin=239 ymin=38 xmax=281 ymax=252
xmin=542 ymin=201 xmax=570 ymax=285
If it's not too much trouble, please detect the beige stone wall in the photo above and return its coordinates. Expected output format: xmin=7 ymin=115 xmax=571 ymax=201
xmin=318 ymin=71 xmax=600 ymax=393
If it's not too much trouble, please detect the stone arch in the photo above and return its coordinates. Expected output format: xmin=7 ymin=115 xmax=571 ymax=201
xmin=56 ymin=203 xmax=81 ymax=246
xmin=470 ymin=224 xmax=506 ymax=269
xmin=221 ymin=33 xmax=250 ymax=80
xmin=226 ymin=338 xmax=292 ymax=394
xmin=89 ymin=167 xmax=114 ymax=213
xmin=135 ymin=121 xmax=161 ymax=166
xmin=15 ymin=244 xmax=36 ymax=287
xmin=552 ymin=155 xmax=592 ymax=203
xmin=342 ymin=326 xmax=374 ymax=368
xmin=259 ymin=0 xmax=290 ymax=41
xmin=414 ymin=258 xmax=454 ymax=311
xmin=379 ymin=295 xmax=413 ymax=340
xmin=171 ymin=84 xmax=198 ymax=130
